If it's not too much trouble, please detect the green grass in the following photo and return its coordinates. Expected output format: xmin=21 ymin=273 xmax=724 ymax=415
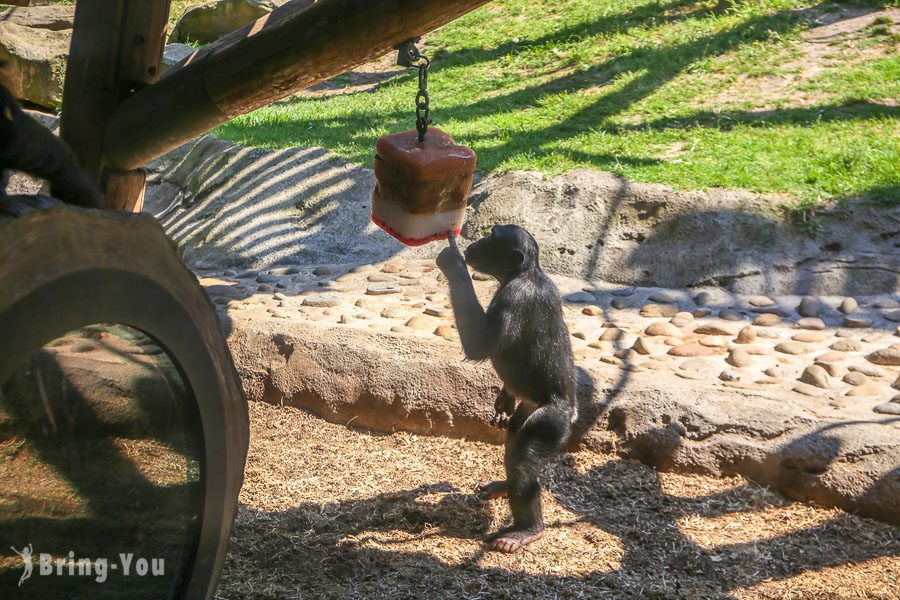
xmin=211 ymin=0 xmax=899 ymax=208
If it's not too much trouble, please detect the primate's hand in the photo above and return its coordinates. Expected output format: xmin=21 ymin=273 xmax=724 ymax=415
xmin=491 ymin=388 xmax=517 ymax=430
xmin=436 ymin=230 xmax=467 ymax=278
xmin=491 ymin=410 xmax=512 ymax=430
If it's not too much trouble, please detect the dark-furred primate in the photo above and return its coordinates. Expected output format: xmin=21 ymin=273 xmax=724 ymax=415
xmin=0 ymin=79 xmax=104 ymax=208
xmin=437 ymin=225 xmax=576 ymax=553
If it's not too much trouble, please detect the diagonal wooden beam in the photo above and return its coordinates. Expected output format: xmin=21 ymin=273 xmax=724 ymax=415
xmin=103 ymin=0 xmax=493 ymax=171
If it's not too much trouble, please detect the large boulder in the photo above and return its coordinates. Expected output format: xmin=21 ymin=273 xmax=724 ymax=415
xmin=169 ymin=0 xmax=276 ymax=44
xmin=0 ymin=22 xmax=70 ymax=109
xmin=0 ymin=5 xmax=75 ymax=30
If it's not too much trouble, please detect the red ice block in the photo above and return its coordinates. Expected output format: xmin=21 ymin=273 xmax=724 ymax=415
xmin=371 ymin=128 xmax=477 ymax=246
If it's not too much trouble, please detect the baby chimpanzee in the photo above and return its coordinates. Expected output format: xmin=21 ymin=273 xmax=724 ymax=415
xmin=437 ymin=225 xmax=576 ymax=553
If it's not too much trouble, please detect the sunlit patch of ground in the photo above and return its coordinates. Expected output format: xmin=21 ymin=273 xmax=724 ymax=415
xmin=218 ymin=401 xmax=900 ymax=599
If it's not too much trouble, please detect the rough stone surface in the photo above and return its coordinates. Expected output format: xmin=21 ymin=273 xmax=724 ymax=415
xmin=867 ymin=346 xmax=900 ymax=366
xmin=0 ymin=5 xmax=74 ymax=30
xmin=169 ymin=0 xmax=276 ymax=44
xmin=799 ymin=365 xmax=831 ymax=389
xmin=0 ymin=21 xmax=69 ymax=108
xmin=797 ymin=296 xmax=822 ymax=317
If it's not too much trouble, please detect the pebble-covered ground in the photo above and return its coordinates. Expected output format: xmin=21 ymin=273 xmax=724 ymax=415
xmin=199 ymin=258 xmax=900 ymax=423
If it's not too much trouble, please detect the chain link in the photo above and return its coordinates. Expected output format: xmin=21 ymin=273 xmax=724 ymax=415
xmin=414 ymin=57 xmax=431 ymax=142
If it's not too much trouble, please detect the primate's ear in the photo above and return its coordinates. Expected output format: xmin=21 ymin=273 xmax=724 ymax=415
xmin=506 ymin=249 xmax=525 ymax=271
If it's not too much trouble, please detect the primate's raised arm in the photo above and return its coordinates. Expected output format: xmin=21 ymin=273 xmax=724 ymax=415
xmin=436 ymin=232 xmax=492 ymax=360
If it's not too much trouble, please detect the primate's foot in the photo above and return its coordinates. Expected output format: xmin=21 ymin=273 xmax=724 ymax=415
xmin=474 ymin=480 xmax=508 ymax=500
xmin=487 ymin=526 xmax=544 ymax=553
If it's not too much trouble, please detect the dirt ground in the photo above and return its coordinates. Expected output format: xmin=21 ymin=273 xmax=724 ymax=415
xmin=216 ymin=401 xmax=900 ymax=600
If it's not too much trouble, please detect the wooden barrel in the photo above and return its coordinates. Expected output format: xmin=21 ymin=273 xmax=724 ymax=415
xmin=0 ymin=197 xmax=248 ymax=599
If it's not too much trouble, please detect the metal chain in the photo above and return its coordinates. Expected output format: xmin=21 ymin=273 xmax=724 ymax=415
xmin=414 ymin=57 xmax=430 ymax=142
xmin=396 ymin=40 xmax=431 ymax=142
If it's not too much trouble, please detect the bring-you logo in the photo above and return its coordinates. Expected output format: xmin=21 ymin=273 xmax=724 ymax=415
xmin=10 ymin=544 xmax=164 ymax=586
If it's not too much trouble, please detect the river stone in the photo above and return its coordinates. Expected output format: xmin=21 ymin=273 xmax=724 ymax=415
xmin=668 ymin=342 xmax=714 ymax=357
xmin=611 ymin=298 xmax=633 ymax=309
xmin=834 ymin=329 xmax=855 ymax=338
xmin=718 ymin=309 xmax=744 ymax=321
xmin=649 ymin=290 xmax=680 ymax=304
xmin=873 ymin=403 xmax=900 ymax=415
xmin=600 ymin=327 xmax=626 ymax=341
xmin=894 ymin=375 xmax=900 ymax=391
xmin=792 ymin=331 xmax=826 ymax=343
xmin=693 ymin=308 xmax=712 ymax=318
xmin=645 ymin=322 xmax=681 ymax=337
xmin=472 ymin=272 xmax=493 ymax=281
xmin=797 ymin=296 xmax=822 ymax=317
xmin=582 ymin=306 xmax=603 ymax=316
xmin=366 ymin=286 xmax=401 ymax=295
xmin=424 ymin=306 xmax=452 ymax=318
xmin=862 ymin=333 xmax=884 ymax=343
xmin=875 ymin=298 xmax=900 ymax=309
xmin=169 ymin=0 xmax=275 ymax=44
xmin=843 ymin=316 xmax=872 ymax=328
xmin=884 ymin=310 xmax=900 ymax=323
xmin=815 ymin=351 xmax=844 ymax=364
xmin=866 ymin=346 xmax=900 ymax=366
xmin=848 ymin=363 xmax=886 ymax=377
xmin=736 ymin=326 xmax=756 ymax=344
xmin=609 ymin=287 xmax=634 ymax=297
xmin=727 ymin=348 xmax=752 ymax=368
xmin=313 ymin=266 xmax=332 ymax=276
xmin=839 ymin=298 xmax=859 ymax=314
xmin=775 ymin=341 xmax=810 ymax=355
xmin=390 ymin=325 xmax=413 ymax=334
xmin=566 ymin=291 xmax=596 ymax=303
xmin=793 ymin=382 xmax=826 ymax=397
xmin=693 ymin=291 xmax=713 ymax=306
xmin=406 ymin=315 xmax=440 ymax=331
xmin=640 ymin=304 xmax=678 ymax=318
xmin=800 ymin=365 xmax=831 ymax=389
xmin=699 ymin=336 xmax=725 ymax=347
xmin=367 ymin=273 xmax=393 ymax=282
xmin=302 ymin=294 xmax=340 ymax=308
xmin=814 ymin=361 xmax=844 ymax=378
xmin=752 ymin=313 xmax=781 ymax=326
xmin=749 ymin=295 xmax=774 ymax=307
xmin=846 ymin=383 xmax=886 ymax=397
xmin=670 ymin=316 xmax=692 ymax=328
xmin=257 ymin=284 xmax=273 ymax=292
xmin=256 ymin=273 xmax=279 ymax=283
xmin=796 ymin=317 xmax=826 ymax=331
xmin=830 ymin=339 xmax=861 ymax=352
xmin=694 ymin=323 xmax=737 ymax=336
xmin=632 ymin=337 xmax=654 ymax=355
xmin=434 ymin=325 xmax=456 ymax=340
xmin=843 ymin=371 xmax=867 ymax=386
xmin=765 ymin=366 xmax=793 ymax=378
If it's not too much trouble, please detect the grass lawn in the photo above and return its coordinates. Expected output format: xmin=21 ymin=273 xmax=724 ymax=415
xmin=208 ymin=0 xmax=899 ymax=211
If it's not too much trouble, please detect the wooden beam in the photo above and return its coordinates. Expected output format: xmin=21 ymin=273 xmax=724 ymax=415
xmin=60 ymin=1 xmax=170 ymax=210
xmin=103 ymin=0 xmax=493 ymax=171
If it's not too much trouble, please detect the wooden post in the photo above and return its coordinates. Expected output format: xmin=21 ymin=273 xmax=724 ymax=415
xmin=103 ymin=0 xmax=494 ymax=171
xmin=60 ymin=1 xmax=170 ymax=211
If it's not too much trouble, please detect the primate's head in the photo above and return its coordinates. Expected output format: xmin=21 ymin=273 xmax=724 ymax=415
xmin=464 ymin=224 xmax=539 ymax=278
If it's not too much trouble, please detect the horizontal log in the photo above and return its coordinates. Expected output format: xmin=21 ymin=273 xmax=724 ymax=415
xmin=103 ymin=0 xmax=493 ymax=171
